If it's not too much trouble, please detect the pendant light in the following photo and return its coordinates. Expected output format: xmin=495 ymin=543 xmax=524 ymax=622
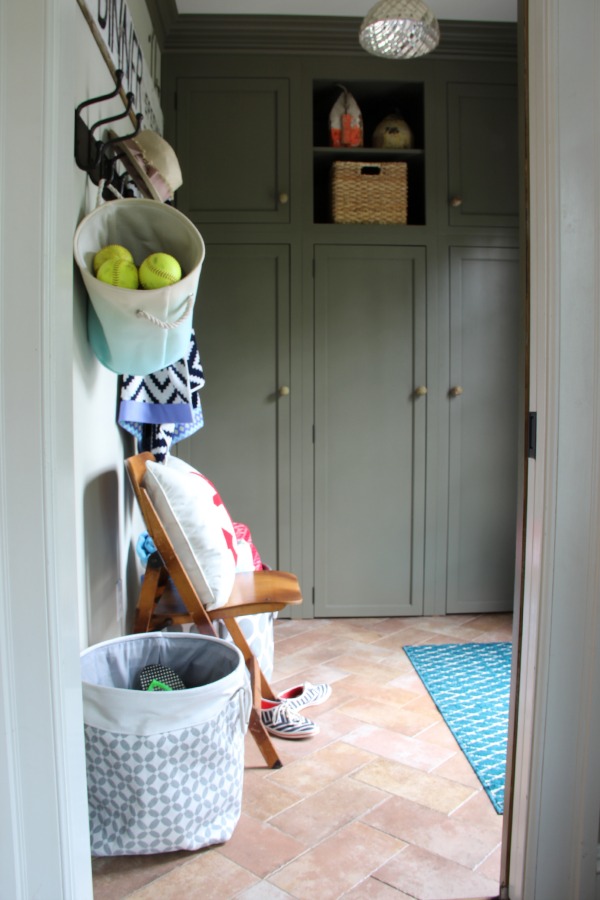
xmin=358 ymin=0 xmax=440 ymax=59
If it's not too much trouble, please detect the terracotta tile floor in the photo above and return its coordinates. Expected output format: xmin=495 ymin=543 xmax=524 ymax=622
xmin=92 ymin=613 xmax=512 ymax=899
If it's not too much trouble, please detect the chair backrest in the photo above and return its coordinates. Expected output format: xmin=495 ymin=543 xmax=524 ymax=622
xmin=125 ymin=451 xmax=213 ymax=631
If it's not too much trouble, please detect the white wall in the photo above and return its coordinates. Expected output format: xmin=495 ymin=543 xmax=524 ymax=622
xmin=0 ymin=2 xmax=160 ymax=896
xmin=72 ymin=2 xmax=160 ymax=649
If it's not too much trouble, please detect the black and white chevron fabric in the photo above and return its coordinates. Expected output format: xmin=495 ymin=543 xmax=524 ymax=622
xmin=118 ymin=329 xmax=205 ymax=462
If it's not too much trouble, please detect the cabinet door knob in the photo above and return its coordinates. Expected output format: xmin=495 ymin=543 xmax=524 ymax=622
xmin=449 ymin=385 xmax=464 ymax=397
xmin=278 ymin=385 xmax=290 ymax=397
xmin=279 ymin=192 xmax=289 ymax=205
xmin=414 ymin=385 xmax=428 ymax=397
xmin=450 ymin=196 xmax=463 ymax=208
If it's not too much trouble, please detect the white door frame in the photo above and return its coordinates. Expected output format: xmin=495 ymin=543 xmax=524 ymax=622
xmin=0 ymin=1 xmax=93 ymax=897
xmin=2 ymin=2 xmax=600 ymax=898
xmin=506 ymin=1 xmax=600 ymax=898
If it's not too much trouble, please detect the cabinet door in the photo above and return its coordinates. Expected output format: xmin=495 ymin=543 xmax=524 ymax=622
xmin=447 ymin=83 xmax=518 ymax=228
xmin=314 ymin=245 xmax=427 ymax=617
xmin=181 ymin=244 xmax=291 ymax=569
xmin=447 ymin=246 xmax=520 ymax=614
xmin=175 ymin=78 xmax=290 ymax=224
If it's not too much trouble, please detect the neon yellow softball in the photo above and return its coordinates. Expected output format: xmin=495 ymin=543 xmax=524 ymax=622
xmin=139 ymin=252 xmax=182 ymax=289
xmin=93 ymin=244 xmax=134 ymax=274
xmin=96 ymin=257 xmax=140 ymax=289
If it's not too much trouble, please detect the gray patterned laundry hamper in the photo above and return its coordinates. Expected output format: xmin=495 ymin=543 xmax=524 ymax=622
xmin=80 ymin=631 xmax=251 ymax=857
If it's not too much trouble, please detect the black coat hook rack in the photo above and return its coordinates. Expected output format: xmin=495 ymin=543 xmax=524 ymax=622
xmin=75 ymin=69 xmax=143 ymax=197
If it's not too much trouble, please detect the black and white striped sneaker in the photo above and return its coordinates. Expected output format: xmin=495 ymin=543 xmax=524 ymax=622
xmin=277 ymin=681 xmax=332 ymax=711
xmin=260 ymin=699 xmax=319 ymax=739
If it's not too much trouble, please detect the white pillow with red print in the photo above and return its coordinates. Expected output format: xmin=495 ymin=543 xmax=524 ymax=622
xmin=143 ymin=456 xmax=238 ymax=611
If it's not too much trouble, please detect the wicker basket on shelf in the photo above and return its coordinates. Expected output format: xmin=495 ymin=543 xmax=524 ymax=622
xmin=330 ymin=160 xmax=408 ymax=224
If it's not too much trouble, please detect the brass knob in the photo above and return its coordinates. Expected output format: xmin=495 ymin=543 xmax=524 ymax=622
xmin=449 ymin=385 xmax=464 ymax=397
xmin=414 ymin=385 xmax=428 ymax=397
xmin=278 ymin=385 xmax=290 ymax=397
xmin=450 ymin=196 xmax=463 ymax=208
xmin=279 ymin=193 xmax=289 ymax=205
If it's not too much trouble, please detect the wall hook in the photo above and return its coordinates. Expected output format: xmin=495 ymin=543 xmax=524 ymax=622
xmin=89 ymin=91 xmax=135 ymax=136
xmin=75 ymin=69 xmax=124 ymax=119
xmin=74 ymin=71 xmax=144 ymax=195
xmin=98 ymin=110 xmax=144 ymax=156
xmin=97 ymin=151 xmax=137 ymax=200
xmin=95 ymin=113 xmax=144 ymax=200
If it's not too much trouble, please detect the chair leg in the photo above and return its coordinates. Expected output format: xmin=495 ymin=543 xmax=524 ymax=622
xmin=224 ymin=616 xmax=278 ymax=700
xmin=246 ymin=656 xmax=282 ymax=769
xmin=133 ymin=553 xmax=167 ymax=633
xmin=224 ymin=618 xmax=283 ymax=769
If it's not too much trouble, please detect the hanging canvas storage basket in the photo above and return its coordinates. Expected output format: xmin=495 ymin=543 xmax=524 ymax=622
xmin=80 ymin=631 xmax=250 ymax=857
xmin=73 ymin=199 xmax=206 ymax=375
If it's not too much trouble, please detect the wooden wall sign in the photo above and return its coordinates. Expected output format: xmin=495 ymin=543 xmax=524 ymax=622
xmin=77 ymin=0 xmax=163 ymax=133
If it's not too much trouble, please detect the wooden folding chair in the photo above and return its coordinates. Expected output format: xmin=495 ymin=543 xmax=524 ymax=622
xmin=125 ymin=451 xmax=303 ymax=769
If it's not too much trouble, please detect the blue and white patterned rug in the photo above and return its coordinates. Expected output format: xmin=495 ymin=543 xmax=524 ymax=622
xmin=403 ymin=642 xmax=512 ymax=814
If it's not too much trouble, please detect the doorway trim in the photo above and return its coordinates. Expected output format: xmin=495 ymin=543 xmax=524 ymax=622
xmin=0 ymin=1 xmax=93 ymax=897
xmin=3 ymin=2 xmax=600 ymax=898
xmin=504 ymin=1 xmax=600 ymax=898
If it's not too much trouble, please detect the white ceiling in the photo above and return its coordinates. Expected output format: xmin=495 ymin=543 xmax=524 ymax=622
xmin=174 ymin=0 xmax=517 ymax=22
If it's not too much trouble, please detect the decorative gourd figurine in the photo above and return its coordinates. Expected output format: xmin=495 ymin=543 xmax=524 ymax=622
xmin=372 ymin=113 xmax=414 ymax=149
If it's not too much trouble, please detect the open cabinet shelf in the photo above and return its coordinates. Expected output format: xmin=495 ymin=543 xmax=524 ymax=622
xmin=313 ymin=79 xmax=426 ymax=225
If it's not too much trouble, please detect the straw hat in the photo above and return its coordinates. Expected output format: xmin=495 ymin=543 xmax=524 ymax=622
xmin=108 ymin=129 xmax=183 ymax=202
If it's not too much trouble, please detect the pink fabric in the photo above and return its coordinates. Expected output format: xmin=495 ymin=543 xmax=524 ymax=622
xmin=233 ymin=522 xmax=264 ymax=571
xmin=129 ymin=145 xmax=173 ymax=201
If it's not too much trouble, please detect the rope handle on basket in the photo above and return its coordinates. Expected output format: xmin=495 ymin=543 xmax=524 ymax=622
xmin=232 ymin=684 xmax=252 ymax=734
xmin=96 ymin=178 xmax=122 ymax=206
xmin=135 ymin=295 xmax=194 ymax=330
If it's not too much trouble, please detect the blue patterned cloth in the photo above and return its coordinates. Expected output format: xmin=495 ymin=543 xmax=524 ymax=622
xmin=403 ymin=642 xmax=511 ymax=813
xmin=118 ymin=329 xmax=205 ymax=462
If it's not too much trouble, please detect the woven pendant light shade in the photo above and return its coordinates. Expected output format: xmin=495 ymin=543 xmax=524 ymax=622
xmin=359 ymin=0 xmax=440 ymax=59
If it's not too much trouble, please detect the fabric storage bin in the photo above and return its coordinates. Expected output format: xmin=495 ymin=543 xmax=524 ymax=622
xmin=214 ymin=613 xmax=276 ymax=681
xmin=330 ymin=160 xmax=408 ymax=224
xmin=73 ymin=199 xmax=205 ymax=375
xmin=157 ymin=594 xmax=277 ymax=681
xmin=80 ymin=631 xmax=250 ymax=857
xmin=136 ymin=578 xmax=277 ymax=681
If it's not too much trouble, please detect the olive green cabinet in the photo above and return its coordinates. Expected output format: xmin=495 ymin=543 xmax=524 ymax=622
xmin=447 ymin=82 xmax=519 ymax=227
xmin=164 ymin=44 xmax=520 ymax=618
xmin=175 ymin=77 xmax=291 ymax=225
xmin=446 ymin=246 xmax=520 ymax=613
xmin=313 ymin=242 xmax=520 ymax=618
xmin=313 ymin=244 xmax=427 ymax=617
xmin=181 ymin=243 xmax=292 ymax=570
